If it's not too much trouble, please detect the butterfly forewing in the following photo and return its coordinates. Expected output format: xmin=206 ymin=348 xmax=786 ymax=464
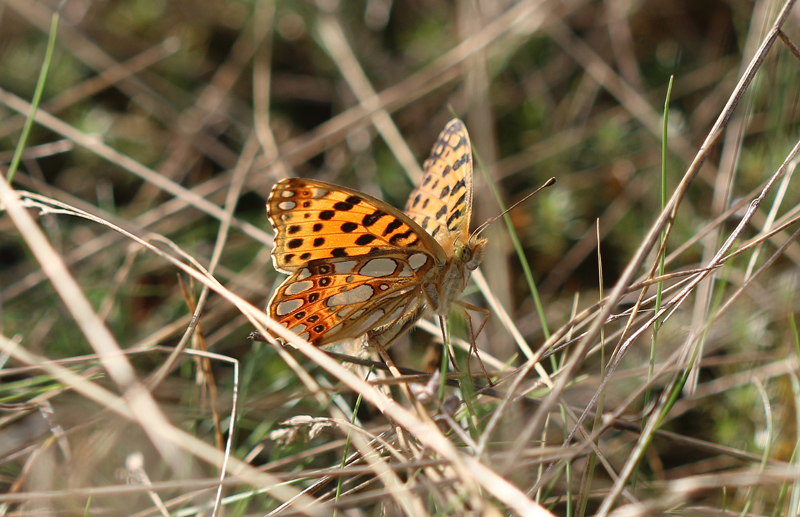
xmin=269 ymin=179 xmax=445 ymax=273
xmin=404 ymin=119 xmax=474 ymax=243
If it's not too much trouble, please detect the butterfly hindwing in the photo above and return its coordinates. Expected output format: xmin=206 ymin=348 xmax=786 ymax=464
xmin=268 ymin=252 xmax=429 ymax=346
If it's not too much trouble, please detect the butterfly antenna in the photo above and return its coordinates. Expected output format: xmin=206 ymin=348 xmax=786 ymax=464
xmin=472 ymin=177 xmax=556 ymax=238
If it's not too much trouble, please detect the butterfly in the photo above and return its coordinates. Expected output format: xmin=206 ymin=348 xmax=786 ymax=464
xmin=265 ymin=118 xmax=487 ymax=349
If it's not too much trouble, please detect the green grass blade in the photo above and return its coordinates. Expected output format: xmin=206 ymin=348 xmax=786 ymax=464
xmin=7 ymin=13 xmax=59 ymax=184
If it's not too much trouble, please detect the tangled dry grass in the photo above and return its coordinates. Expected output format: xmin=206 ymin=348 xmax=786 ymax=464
xmin=2 ymin=0 xmax=800 ymax=515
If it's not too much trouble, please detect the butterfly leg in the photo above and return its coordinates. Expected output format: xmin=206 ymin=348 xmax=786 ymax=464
xmin=456 ymin=301 xmax=493 ymax=387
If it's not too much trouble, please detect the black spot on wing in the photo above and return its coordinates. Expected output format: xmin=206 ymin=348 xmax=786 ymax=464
xmin=300 ymin=252 xmax=311 ymax=260
xmin=331 ymin=248 xmax=348 ymax=258
xmin=355 ymin=234 xmax=376 ymax=245
xmin=363 ymin=210 xmax=386 ymax=227
xmin=313 ymin=223 xmax=323 ymax=232
xmin=447 ymin=209 xmax=462 ymax=230
xmin=313 ymin=237 xmax=325 ymax=247
xmin=435 ymin=205 xmax=447 ymax=220
xmin=295 ymin=311 xmax=305 ymax=319
xmin=288 ymin=225 xmax=301 ymax=234
xmin=341 ymin=222 xmax=357 ymax=233
xmin=345 ymin=195 xmax=362 ymax=205
xmin=320 ymin=210 xmax=335 ymax=220
xmin=288 ymin=239 xmax=303 ymax=249
xmin=309 ymin=293 xmax=319 ymax=302
xmin=333 ymin=201 xmax=354 ymax=211
xmin=440 ymin=185 xmax=450 ymax=198
xmin=389 ymin=230 xmax=413 ymax=245
xmin=453 ymin=153 xmax=470 ymax=170
xmin=383 ymin=218 xmax=403 ymax=236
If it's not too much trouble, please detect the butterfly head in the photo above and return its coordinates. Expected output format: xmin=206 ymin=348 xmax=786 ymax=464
xmin=458 ymin=234 xmax=488 ymax=272
xmin=432 ymin=233 xmax=487 ymax=315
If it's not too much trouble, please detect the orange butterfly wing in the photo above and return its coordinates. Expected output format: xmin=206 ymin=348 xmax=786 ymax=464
xmin=404 ymin=118 xmax=474 ymax=244
xmin=267 ymin=178 xmax=445 ymax=347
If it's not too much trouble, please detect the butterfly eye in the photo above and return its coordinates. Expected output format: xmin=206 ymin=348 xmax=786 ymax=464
xmin=465 ymin=239 xmax=487 ymax=271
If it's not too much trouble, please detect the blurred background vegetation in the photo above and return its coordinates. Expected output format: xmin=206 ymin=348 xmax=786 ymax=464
xmin=2 ymin=0 xmax=800 ymax=515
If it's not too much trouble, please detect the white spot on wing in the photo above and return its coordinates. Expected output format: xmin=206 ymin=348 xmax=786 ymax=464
xmin=276 ymin=299 xmax=303 ymax=316
xmin=286 ymin=324 xmax=310 ymax=342
xmin=297 ymin=268 xmax=312 ymax=280
xmin=353 ymin=310 xmax=385 ymax=335
xmin=326 ymin=285 xmax=374 ymax=306
xmin=385 ymin=305 xmax=405 ymax=324
xmin=347 ymin=309 xmax=364 ymax=320
xmin=333 ymin=261 xmax=358 ymax=275
xmin=399 ymin=265 xmax=413 ymax=277
xmin=278 ymin=201 xmax=296 ymax=210
xmin=359 ymin=258 xmax=397 ymax=277
xmin=281 ymin=190 xmax=295 ymax=198
xmin=408 ymin=253 xmax=428 ymax=271
xmin=285 ymin=280 xmax=313 ymax=295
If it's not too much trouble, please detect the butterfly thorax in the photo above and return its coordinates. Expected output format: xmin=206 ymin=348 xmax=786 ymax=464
xmin=424 ymin=233 xmax=488 ymax=316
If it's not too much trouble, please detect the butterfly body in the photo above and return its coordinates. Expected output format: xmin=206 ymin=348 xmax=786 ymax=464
xmin=423 ymin=235 xmax=486 ymax=317
xmin=266 ymin=119 xmax=485 ymax=348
